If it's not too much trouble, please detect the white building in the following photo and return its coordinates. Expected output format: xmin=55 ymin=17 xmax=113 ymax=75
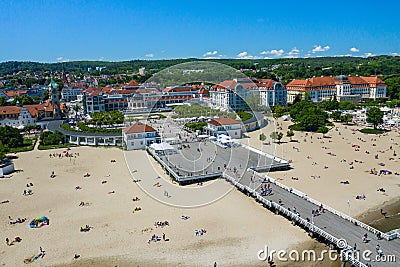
xmin=204 ymin=117 xmax=242 ymax=139
xmin=286 ymin=75 xmax=387 ymax=103
xmin=62 ymin=87 xmax=85 ymax=102
xmin=257 ymin=79 xmax=287 ymax=107
xmin=123 ymin=122 xmax=158 ymax=150
xmin=0 ymin=106 xmax=36 ymax=128
xmin=210 ymin=78 xmax=287 ymax=111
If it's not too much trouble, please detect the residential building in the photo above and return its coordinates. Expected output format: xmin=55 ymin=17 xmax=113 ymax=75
xmin=210 ymin=78 xmax=287 ymax=111
xmin=62 ymin=87 xmax=85 ymax=102
xmin=0 ymin=106 xmax=36 ymax=127
xmin=286 ymin=75 xmax=387 ymax=103
xmin=204 ymin=117 xmax=242 ymax=139
xmin=123 ymin=122 xmax=159 ymax=150
xmin=257 ymin=79 xmax=287 ymax=107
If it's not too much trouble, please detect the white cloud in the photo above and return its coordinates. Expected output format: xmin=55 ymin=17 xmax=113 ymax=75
xmin=364 ymin=52 xmax=375 ymax=57
xmin=145 ymin=53 xmax=154 ymax=58
xmin=56 ymin=57 xmax=69 ymax=62
xmin=203 ymin=50 xmax=218 ymax=57
xmin=260 ymin=49 xmax=285 ymax=57
xmin=334 ymin=54 xmax=353 ymax=57
xmin=312 ymin=45 xmax=330 ymax=53
xmin=236 ymin=51 xmax=260 ymax=59
xmin=237 ymin=51 xmax=248 ymax=58
xmin=350 ymin=47 xmax=360 ymax=53
xmin=286 ymin=47 xmax=301 ymax=58
xmin=391 ymin=52 xmax=399 ymax=56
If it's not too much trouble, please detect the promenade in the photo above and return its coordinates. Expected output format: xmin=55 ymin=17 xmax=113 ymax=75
xmin=225 ymin=169 xmax=400 ymax=267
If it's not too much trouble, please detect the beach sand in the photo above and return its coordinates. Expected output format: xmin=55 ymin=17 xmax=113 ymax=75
xmin=1 ymin=119 xmax=399 ymax=266
xmin=243 ymin=119 xmax=400 ymax=221
xmin=1 ymin=146 xmax=312 ymax=266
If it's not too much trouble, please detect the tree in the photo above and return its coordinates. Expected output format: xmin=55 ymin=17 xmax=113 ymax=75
xmin=331 ymin=110 xmax=342 ymax=121
xmin=0 ymin=96 xmax=7 ymax=106
xmin=339 ymin=101 xmax=356 ymax=111
xmin=340 ymin=113 xmax=353 ymax=125
xmin=270 ymin=131 xmax=283 ymax=144
xmin=286 ymin=130 xmax=294 ymax=141
xmin=0 ymin=126 xmax=23 ymax=148
xmin=317 ymin=126 xmax=329 ymax=136
xmin=259 ymin=133 xmax=266 ymax=142
xmin=322 ymin=99 xmax=339 ymax=111
xmin=272 ymin=105 xmax=286 ymax=118
xmin=0 ymin=141 xmax=8 ymax=162
xmin=289 ymin=100 xmax=328 ymax=132
xmin=366 ymin=107 xmax=384 ymax=129
xmin=73 ymin=105 xmax=81 ymax=112
xmin=292 ymin=94 xmax=302 ymax=105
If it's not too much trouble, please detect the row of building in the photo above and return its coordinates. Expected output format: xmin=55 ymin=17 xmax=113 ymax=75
xmin=123 ymin=117 xmax=242 ymax=150
xmin=0 ymin=79 xmax=65 ymax=128
xmin=0 ymin=74 xmax=388 ymax=129
xmin=61 ymin=75 xmax=389 ymax=115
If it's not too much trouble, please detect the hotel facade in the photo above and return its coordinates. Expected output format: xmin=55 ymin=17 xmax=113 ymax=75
xmin=209 ymin=78 xmax=287 ymax=111
xmin=286 ymin=75 xmax=387 ymax=103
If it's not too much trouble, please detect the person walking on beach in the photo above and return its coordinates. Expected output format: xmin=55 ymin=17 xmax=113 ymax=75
xmin=6 ymin=238 xmax=9 ymax=246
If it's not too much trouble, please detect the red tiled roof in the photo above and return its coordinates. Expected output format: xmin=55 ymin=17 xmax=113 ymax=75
xmin=126 ymin=80 xmax=140 ymax=87
xmin=347 ymin=76 xmax=367 ymax=84
xmin=257 ymin=79 xmax=275 ymax=87
xmin=0 ymin=106 xmax=22 ymax=115
xmin=213 ymin=80 xmax=237 ymax=90
xmin=123 ymin=122 xmax=156 ymax=134
xmin=4 ymin=90 xmax=27 ymax=98
xmin=163 ymin=87 xmax=198 ymax=93
xmin=362 ymin=76 xmax=384 ymax=84
xmin=209 ymin=117 xmax=240 ymax=126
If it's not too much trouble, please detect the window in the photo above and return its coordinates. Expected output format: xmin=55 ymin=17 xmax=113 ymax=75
xmin=131 ymin=141 xmax=135 ymax=146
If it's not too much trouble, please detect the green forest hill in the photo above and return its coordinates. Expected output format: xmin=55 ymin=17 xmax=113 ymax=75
xmin=1 ymin=56 xmax=399 ymax=99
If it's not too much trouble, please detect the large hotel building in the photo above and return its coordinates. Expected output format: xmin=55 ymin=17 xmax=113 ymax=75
xmin=286 ymin=75 xmax=387 ymax=103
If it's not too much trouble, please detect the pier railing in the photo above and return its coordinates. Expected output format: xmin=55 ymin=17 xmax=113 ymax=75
xmin=223 ymin=173 xmax=367 ymax=267
xmin=247 ymin=170 xmax=393 ymax=241
xmin=147 ymin=147 xmax=222 ymax=183
xmin=240 ymin=143 xmax=289 ymax=165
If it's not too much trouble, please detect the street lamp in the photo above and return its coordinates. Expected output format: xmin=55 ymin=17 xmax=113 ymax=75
xmin=347 ymin=200 xmax=350 ymax=216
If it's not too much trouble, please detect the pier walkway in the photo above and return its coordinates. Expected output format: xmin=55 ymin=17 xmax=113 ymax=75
xmin=224 ymin=170 xmax=400 ymax=267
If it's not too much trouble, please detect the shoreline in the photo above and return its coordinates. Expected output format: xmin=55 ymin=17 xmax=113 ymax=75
xmin=357 ymin=195 xmax=400 ymax=233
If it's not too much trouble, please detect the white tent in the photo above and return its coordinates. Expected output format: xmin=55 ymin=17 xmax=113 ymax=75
xmin=150 ymin=142 xmax=177 ymax=154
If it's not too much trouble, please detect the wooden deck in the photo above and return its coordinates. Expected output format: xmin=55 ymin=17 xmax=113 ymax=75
xmin=224 ymin=170 xmax=400 ymax=267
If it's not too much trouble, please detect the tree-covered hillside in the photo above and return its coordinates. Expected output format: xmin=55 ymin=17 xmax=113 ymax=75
xmin=1 ymin=56 xmax=399 ymax=99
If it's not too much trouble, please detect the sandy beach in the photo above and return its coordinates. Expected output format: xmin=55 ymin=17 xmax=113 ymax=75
xmin=1 ymin=119 xmax=399 ymax=266
xmin=244 ymin=119 xmax=400 ymax=220
xmin=1 ymin=146 xmax=311 ymax=266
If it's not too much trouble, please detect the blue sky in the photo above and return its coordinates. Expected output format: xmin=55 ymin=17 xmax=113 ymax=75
xmin=1 ymin=0 xmax=399 ymax=62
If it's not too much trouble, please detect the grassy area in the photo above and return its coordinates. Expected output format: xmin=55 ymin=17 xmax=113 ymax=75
xmin=173 ymin=105 xmax=235 ymax=119
xmin=61 ymin=123 xmax=122 ymax=134
xmin=38 ymin=143 xmax=77 ymax=150
xmin=184 ymin=121 xmax=207 ymax=131
xmin=8 ymin=137 xmax=37 ymax=153
xmin=152 ymin=113 xmax=167 ymax=119
xmin=237 ymin=110 xmax=253 ymax=122
xmin=359 ymin=128 xmax=384 ymax=134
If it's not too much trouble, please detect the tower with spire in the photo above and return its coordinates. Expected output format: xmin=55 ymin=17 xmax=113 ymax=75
xmin=49 ymin=74 xmax=61 ymax=119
